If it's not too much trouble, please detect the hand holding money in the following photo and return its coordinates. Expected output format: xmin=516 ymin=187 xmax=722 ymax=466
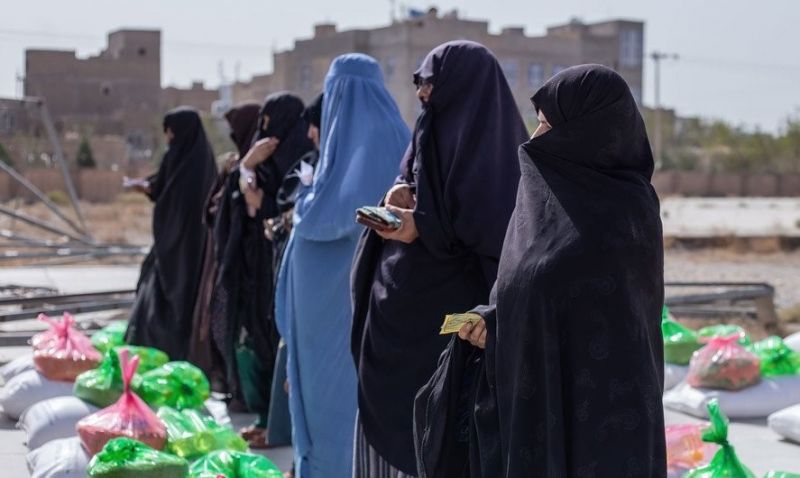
xmin=440 ymin=313 xmax=483 ymax=335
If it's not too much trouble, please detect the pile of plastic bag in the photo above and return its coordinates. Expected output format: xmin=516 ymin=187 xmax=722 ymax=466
xmin=0 ymin=317 xmax=287 ymax=477
xmin=664 ymin=325 xmax=800 ymax=418
xmin=673 ymin=399 xmax=800 ymax=478
xmin=76 ymin=350 xmax=168 ymax=455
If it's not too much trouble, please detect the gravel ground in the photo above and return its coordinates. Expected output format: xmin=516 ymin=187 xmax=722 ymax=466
xmin=665 ymin=249 xmax=800 ymax=309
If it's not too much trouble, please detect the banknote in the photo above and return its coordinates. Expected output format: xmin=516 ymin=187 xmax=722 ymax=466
xmin=439 ymin=313 xmax=482 ymax=335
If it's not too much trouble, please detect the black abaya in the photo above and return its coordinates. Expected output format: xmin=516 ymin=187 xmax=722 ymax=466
xmin=351 ymin=41 xmax=528 ymax=474
xmin=416 ymin=65 xmax=666 ymax=478
xmin=126 ymin=107 xmax=218 ymax=360
xmin=212 ymin=93 xmax=315 ymax=418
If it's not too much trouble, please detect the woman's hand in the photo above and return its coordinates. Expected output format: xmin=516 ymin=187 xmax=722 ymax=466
xmin=242 ymin=137 xmax=280 ymax=169
xmin=243 ymin=186 xmax=264 ymax=217
xmin=376 ymin=205 xmax=418 ymax=243
xmin=384 ymin=184 xmax=416 ymax=209
xmin=458 ymin=318 xmax=487 ymax=349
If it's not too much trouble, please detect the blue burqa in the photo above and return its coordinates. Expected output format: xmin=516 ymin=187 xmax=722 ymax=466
xmin=275 ymin=53 xmax=410 ymax=477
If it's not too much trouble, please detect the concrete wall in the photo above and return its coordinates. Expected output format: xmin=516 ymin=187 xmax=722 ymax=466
xmin=0 ymin=169 xmax=134 ymax=203
xmin=653 ymin=171 xmax=800 ymax=197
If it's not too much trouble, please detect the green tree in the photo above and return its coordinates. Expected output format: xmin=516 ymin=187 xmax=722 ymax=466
xmin=76 ymin=136 xmax=96 ymax=169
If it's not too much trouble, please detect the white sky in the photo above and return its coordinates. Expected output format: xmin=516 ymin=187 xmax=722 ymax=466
xmin=1 ymin=0 xmax=798 ymax=132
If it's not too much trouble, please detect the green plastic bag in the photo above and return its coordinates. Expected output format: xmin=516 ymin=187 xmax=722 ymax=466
xmin=662 ymin=312 xmax=703 ymax=365
xmin=91 ymin=322 xmax=128 ymax=354
xmin=75 ymin=346 xmax=170 ymax=407
xmin=764 ymin=473 xmax=800 ymax=478
xmin=698 ymin=325 xmax=751 ymax=346
xmin=158 ymin=406 xmax=247 ymax=459
xmin=87 ymin=437 xmax=188 ymax=478
xmin=188 ymin=450 xmax=282 ymax=478
xmin=685 ymin=399 xmax=756 ymax=478
xmin=748 ymin=336 xmax=800 ymax=377
xmin=135 ymin=361 xmax=210 ymax=410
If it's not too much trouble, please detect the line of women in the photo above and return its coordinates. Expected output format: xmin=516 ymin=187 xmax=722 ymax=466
xmin=128 ymin=38 xmax=667 ymax=478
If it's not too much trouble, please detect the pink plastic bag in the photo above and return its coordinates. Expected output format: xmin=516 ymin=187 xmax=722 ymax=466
xmin=687 ymin=335 xmax=761 ymax=390
xmin=77 ymin=349 xmax=167 ymax=456
xmin=33 ymin=313 xmax=102 ymax=381
xmin=665 ymin=424 xmax=717 ymax=471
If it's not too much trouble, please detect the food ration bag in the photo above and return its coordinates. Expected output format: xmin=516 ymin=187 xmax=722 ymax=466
xmin=663 ymin=313 xmax=703 ymax=365
xmin=33 ymin=313 xmax=101 ymax=382
xmin=157 ymin=406 xmax=247 ymax=459
xmin=748 ymin=336 xmax=800 ymax=377
xmin=20 ymin=396 xmax=99 ymax=450
xmin=90 ymin=322 xmax=128 ymax=354
xmin=188 ymin=450 xmax=283 ymax=478
xmin=0 ymin=369 xmax=75 ymax=419
xmin=685 ymin=399 xmax=756 ymax=478
xmin=687 ymin=336 xmax=761 ymax=391
xmin=76 ymin=350 xmax=167 ymax=456
xmin=86 ymin=437 xmax=187 ymax=478
xmin=134 ymin=361 xmax=210 ymax=410
xmin=666 ymin=423 xmax=717 ymax=473
xmin=74 ymin=346 xmax=169 ymax=408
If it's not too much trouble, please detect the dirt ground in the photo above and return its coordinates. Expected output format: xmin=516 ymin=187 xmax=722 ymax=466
xmin=3 ymin=196 xmax=800 ymax=315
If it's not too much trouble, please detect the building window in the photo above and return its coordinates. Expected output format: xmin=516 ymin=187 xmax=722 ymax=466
xmin=620 ymin=29 xmax=642 ymax=67
xmin=385 ymin=56 xmax=397 ymax=80
xmin=500 ymin=59 xmax=519 ymax=88
xmin=552 ymin=65 xmax=567 ymax=77
xmin=300 ymin=64 xmax=312 ymax=91
xmin=527 ymin=63 xmax=544 ymax=89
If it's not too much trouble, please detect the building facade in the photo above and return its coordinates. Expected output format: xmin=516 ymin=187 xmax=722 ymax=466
xmin=235 ymin=9 xmax=645 ymax=126
xmin=24 ymin=29 xmax=162 ymax=144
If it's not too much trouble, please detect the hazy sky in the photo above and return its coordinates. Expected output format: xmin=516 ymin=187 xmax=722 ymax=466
xmin=1 ymin=0 xmax=798 ymax=132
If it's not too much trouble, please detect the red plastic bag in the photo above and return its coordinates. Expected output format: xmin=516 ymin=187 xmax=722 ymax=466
xmin=77 ymin=349 xmax=167 ymax=456
xmin=33 ymin=313 xmax=102 ymax=381
xmin=665 ymin=424 xmax=717 ymax=472
xmin=687 ymin=335 xmax=761 ymax=391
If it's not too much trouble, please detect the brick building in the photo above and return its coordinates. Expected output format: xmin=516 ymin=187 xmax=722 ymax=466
xmin=234 ymin=9 xmax=645 ymax=125
xmin=24 ymin=29 xmax=162 ymax=144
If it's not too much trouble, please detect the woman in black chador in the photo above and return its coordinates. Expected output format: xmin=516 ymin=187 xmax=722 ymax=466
xmin=350 ymin=41 xmax=527 ymax=477
xmin=212 ymin=92 xmax=315 ymax=447
xmin=126 ymin=107 xmax=217 ymax=361
xmin=415 ymin=64 xmax=666 ymax=478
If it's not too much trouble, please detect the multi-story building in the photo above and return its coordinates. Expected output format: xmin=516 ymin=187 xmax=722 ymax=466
xmin=236 ymin=8 xmax=645 ymax=126
xmin=24 ymin=29 xmax=162 ymax=144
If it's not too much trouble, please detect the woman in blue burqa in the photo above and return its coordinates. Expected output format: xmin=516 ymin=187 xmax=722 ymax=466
xmin=274 ymin=53 xmax=410 ymax=477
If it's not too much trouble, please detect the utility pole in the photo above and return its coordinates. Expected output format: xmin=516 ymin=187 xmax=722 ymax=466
xmin=650 ymin=51 xmax=679 ymax=168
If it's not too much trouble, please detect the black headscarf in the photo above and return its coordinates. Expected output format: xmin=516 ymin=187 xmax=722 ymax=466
xmin=251 ymin=92 xmax=313 ymax=208
xmin=126 ymin=107 xmax=217 ymax=360
xmin=301 ymin=92 xmax=323 ymax=128
xmin=225 ymin=103 xmax=261 ymax=158
xmin=211 ymin=92 xmax=314 ymax=415
xmin=416 ymin=65 xmax=666 ymax=477
xmin=351 ymin=41 xmax=527 ymax=474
